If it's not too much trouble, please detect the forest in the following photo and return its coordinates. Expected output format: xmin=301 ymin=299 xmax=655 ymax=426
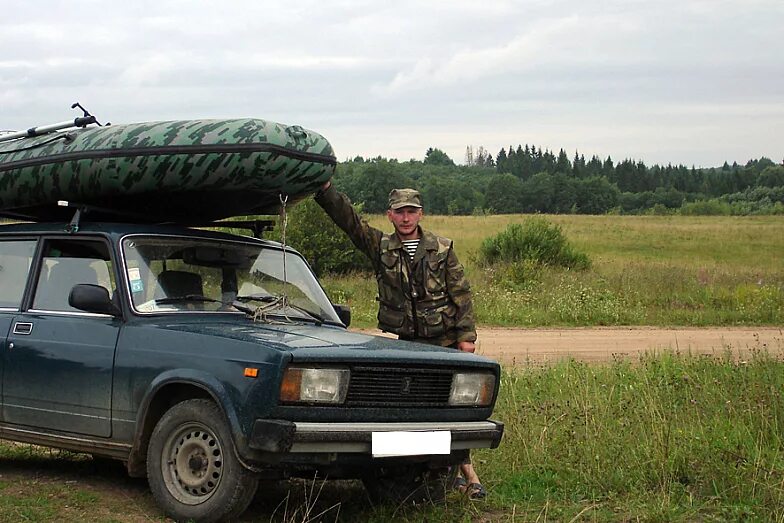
xmin=333 ymin=145 xmax=784 ymax=215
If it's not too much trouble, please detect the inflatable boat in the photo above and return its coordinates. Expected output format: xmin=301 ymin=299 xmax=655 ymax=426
xmin=0 ymin=118 xmax=336 ymax=223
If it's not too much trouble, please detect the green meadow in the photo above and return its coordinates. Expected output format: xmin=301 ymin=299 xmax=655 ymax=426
xmin=294 ymin=349 xmax=784 ymax=522
xmin=2 ymin=350 xmax=782 ymax=522
xmin=321 ymin=214 xmax=784 ymax=328
xmin=1 ymin=215 xmax=782 ymax=522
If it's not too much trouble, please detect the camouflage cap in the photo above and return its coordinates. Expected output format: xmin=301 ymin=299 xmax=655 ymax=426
xmin=388 ymin=188 xmax=423 ymax=210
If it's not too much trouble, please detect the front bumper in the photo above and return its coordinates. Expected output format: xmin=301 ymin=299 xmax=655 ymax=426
xmin=249 ymin=419 xmax=504 ymax=454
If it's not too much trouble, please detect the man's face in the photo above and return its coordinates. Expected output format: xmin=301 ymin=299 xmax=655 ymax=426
xmin=386 ymin=206 xmax=423 ymax=239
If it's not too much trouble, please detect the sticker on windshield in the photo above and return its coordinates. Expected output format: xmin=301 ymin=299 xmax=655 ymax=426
xmin=128 ymin=267 xmax=143 ymax=293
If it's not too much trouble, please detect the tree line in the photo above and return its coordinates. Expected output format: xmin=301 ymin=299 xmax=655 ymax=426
xmin=332 ymin=146 xmax=784 ymax=215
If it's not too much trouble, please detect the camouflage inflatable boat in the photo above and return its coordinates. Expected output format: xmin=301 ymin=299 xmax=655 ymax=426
xmin=0 ymin=118 xmax=336 ymax=223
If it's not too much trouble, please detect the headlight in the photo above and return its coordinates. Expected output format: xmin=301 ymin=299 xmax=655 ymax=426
xmin=449 ymin=372 xmax=495 ymax=406
xmin=280 ymin=367 xmax=349 ymax=404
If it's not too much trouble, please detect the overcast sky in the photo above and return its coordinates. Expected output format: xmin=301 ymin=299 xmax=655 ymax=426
xmin=2 ymin=0 xmax=782 ymax=167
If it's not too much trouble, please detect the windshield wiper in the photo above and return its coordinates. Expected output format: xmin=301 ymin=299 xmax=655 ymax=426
xmin=156 ymin=295 xmax=252 ymax=314
xmin=278 ymin=302 xmax=325 ymax=325
xmin=155 ymin=294 xmax=223 ymax=305
xmin=235 ymin=294 xmax=278 ymax=303
xmin=235 ymin=294 xmax=325 ymax=325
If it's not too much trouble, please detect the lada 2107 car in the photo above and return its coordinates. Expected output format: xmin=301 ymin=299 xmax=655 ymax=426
xmin=0 ymin=219 xmax=504 ymax=522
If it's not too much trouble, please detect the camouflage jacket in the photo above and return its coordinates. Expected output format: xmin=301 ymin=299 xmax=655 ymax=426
xmin=315 ymin=185 xmax=477 ymax=346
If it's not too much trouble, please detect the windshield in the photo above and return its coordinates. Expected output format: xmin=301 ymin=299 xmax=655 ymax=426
xmin=121 ymin=235 xmax=341 ymax=323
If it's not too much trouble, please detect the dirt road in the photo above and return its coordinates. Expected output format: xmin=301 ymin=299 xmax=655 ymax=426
xmin=355 ymin=326 xmax=784 ymax=365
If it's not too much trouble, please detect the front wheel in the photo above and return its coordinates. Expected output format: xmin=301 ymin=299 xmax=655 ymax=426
xmin=147 ymin=399 xmax=258 ymax=522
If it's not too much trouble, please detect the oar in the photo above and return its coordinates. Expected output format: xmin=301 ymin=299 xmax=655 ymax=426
xmin=0 ymin=115 xmax=97 ymax=143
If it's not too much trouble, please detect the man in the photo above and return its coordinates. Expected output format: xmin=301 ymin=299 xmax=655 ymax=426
xmin=314 ymin=181 xmax=486 ymax=499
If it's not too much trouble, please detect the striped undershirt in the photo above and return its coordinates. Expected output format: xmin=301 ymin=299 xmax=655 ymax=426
xmin=401 ymin=239 xmax=420 ymax=260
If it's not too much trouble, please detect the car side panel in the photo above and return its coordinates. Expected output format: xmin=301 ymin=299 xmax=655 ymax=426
xmin=0 ymin=313 xmax=14 ymax=420
xmin=110 ymin=323 xmax=288 ymax=446
xmin=3 ymin=313 xmax=120 ymax=437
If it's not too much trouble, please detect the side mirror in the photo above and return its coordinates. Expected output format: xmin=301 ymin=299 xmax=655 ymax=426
xmin=69 ymin=284 xmax=122 ymax=316
xmin=333 ymin=303 xmax=351 ymax=327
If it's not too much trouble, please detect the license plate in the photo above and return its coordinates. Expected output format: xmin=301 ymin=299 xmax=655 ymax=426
xmin=371 ymin=431 xmax=451 ymax=457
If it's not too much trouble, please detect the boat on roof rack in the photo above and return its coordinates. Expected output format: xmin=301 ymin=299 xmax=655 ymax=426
xmin=0 ymin=107 xmax=336 ymax=223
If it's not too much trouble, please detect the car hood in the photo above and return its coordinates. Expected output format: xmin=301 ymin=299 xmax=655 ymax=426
xmin=144 ymin=317 xmax=496 ymax=368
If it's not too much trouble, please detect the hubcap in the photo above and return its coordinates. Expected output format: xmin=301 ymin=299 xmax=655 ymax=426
xmin=162 ymin=423 xmax=223 ymax=505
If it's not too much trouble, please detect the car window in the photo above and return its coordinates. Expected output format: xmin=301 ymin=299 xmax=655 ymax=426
xmin=32 ymin=239 xmax=115 ymax=313
xmin=122 ymin=236 xmax=340 ymax=322
xmin=0 ymin=240 xmax=37 ymax=309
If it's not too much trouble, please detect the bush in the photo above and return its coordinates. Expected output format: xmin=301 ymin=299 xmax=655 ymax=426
xmin=680 ymin=200 xmax=732 ymax=216
xmin=477 ymin=218 xmax=590 ymax=269
xmin=269 ymin=198 xmax=372 ymax=277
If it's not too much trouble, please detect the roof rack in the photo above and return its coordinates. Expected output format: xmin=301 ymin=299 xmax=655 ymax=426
xmin=187 ymin=219 xmax=276 ymax=238
xmin=58 ymin=201 xmax=152 ymax=233
xmin=0 ymin=201 xmax=277 ymax=239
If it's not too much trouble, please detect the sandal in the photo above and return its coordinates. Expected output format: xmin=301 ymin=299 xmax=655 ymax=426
xmin=453 ymin=476 xmax=467 ymax=491
xmin=466 ymin=482 xmax=487 ymax=500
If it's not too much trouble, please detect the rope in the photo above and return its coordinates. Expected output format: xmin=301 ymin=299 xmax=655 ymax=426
xmin=279 ymin=193 xmax=289 ymax=300
xmin=253 ymin=193 xmax=292 ymax=323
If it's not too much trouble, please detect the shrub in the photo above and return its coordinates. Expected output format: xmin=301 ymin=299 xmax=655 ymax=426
xmin=648 ymin=203 xmax=673 ymax=215
xmin=269 ymin=198 xmax=372 ymax=277
xmin=477 ymin=218 xmax=590 ymax=269
xmin=679 ymin=199 xmax=732 ymax=216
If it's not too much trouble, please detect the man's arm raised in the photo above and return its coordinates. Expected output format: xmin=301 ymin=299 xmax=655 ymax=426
xmin=314 ymin=179 xmax=383 ymax=265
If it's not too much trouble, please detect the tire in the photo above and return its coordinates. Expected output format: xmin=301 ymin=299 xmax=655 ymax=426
xmin=146 ymin=399 xmax=258 ymax=523
xmin=362 ymin=464 xmax=457 ymax=505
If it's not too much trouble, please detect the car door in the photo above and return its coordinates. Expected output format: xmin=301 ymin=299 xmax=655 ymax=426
xmin=3 ymin=236 xmax=121 ymax=437
xmin=0 ymin=237 xmax=39 ymax=420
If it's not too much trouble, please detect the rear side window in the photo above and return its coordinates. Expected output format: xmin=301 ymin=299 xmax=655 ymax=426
xmin=0 ymin=240 xmax=37 ymax=309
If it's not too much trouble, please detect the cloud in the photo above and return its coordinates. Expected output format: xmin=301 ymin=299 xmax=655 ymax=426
xmin=1 ymin=0 xmax=781 ymax=166
xmin=372 ymin=13 xmax=640 ymax=95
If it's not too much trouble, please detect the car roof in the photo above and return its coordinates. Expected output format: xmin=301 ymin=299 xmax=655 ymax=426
xmin=0 ymin=220 xmax=283 ymax=247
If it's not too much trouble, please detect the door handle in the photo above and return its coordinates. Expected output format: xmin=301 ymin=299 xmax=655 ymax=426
xmin=12 ymin=322 xmax=33 ymax=335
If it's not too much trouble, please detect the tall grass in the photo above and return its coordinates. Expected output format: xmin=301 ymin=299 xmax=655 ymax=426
xmin=320 ymin=214 xmax=784 ymax=327
xmin=1 ymin=352 xmax=783 ymax=521
xmin=481 ymin=350 xmax=784 ymax=521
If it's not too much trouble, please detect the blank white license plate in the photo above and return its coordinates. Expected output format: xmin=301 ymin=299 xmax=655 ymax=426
xmin=371 ymin=431 xmax=451 ymax=457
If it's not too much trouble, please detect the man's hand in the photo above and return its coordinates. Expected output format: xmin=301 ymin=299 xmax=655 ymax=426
xmin=315 ymin=179 xmax=332 ymax=198
xmin=457 ymin=341 xmax=475 ymax=353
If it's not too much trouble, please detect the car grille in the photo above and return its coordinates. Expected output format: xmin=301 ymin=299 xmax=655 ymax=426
xmin=346 ymin=366 xmax=454 ymax=407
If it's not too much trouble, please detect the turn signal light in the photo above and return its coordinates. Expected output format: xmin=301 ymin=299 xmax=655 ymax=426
xmin=279 ymin=367 xmax=349 ymax=404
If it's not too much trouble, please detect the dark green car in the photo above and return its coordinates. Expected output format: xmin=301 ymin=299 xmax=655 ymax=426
xmin=0 ymin=220 xmax=503 ymax=522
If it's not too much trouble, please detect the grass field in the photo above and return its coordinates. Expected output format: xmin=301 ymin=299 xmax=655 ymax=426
xmin=483 ymin=349 xmax=784 ymax=522
xmin=321 ymin=214 xmax=784 ymax=328
xmin=2 ymin=349 xmax=782 ymax=522
xmin=0 ymin=214 xmax=782 ymax=521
